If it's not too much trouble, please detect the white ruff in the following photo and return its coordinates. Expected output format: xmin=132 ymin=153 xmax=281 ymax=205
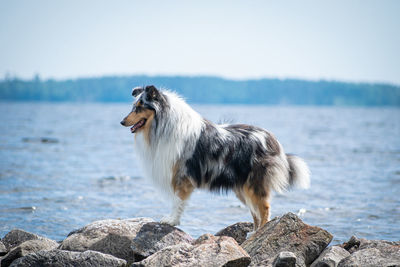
xmin=133 ymin=91 xmax=203 ymax=198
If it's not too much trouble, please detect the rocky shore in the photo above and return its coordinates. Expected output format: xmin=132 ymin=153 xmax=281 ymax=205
xmin=1 ymin=212 xmax=399 ymax=267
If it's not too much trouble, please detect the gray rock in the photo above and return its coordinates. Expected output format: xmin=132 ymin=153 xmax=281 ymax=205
xmin=0 ymin=241 xmax=7 ymax=256
xmin=272 ymin=251 xmax=296 ymax=267
xmin=338 ymin=246 xmax=400 ymax=267
xmin=1 ymin=238 xmax=59 ymax=267
xmin=310 ymin=246 xmax=350 ymax=267
xmin=132 ymin=233 xmax=251 ymax=267
xmin=9 ymin=249 xmax=127 ymax=267
xmin=241 ymin=212 xmax=333 ymax=267
xmin=1 ymin=229 xmax=42 ymax=251
xmin=341 ymin=235 xmax=400 ymax=254
xmin=130 ymin=221 xmax=193 ymax=260
xmin=215 ymin=222 xmax=254 ymax=245
xmin=59 ymin=218 xmax=152 ymax=263
xmin=59 ymin=217 xmax=192 ymax=263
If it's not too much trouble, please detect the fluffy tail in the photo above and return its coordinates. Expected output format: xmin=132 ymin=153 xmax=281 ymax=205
xmin=287 ymin=154 xmax=310 ymax=189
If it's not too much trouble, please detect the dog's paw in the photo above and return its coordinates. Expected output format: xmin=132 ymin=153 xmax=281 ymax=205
xmin=160 ymin=216 xmax=180 ymax=226
xmin=246 ymin=231 xmax=256 ymax=239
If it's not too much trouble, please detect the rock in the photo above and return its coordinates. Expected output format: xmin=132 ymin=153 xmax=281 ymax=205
xmin=1 ymin=229 xmax=43 ymax=251
xmin=241 ymin=212 xmax=333 ymax=267
xmin=130 ymin=221 xmax=193 ymax=261
xmin=340 ymin=236 xmax=360 ymax=253
xmin=337 ymin=246 xmax=400 ymax=267
xmin=341 ymin=235 xmax=400 ymax=253
xmin=59 ymin=218 xmax=192 ymax=263
xmin=132 ymin=233 xmax=251 ymax=267
xmin=9 ymin=249 xmax=127 ymax=267
xmin=310 ymin=246 xmax=350 ymax=267
xmin=215 ymin=222 xmax=254 ymax=245
xmin=22 ymin=137 xmax=59 ymax=144
xmin=1 ymin=238 xmax=59 ymax=267
xmin=338 ymin=236 xmax=400 ymax=267
xmin=0 ymin=241 xmax=7 ymax=256
xmin=272 ymin=251 xmax=296 ymax=267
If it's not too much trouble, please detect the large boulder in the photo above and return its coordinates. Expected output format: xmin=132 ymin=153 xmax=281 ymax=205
xmin=1 ymin=239 xmax=59 ymax=267
xmin=59 ymin=218 xmax=192 ymax=263
xmin=241 ymin=213 xmax=333 ymax=267
xmin=310 ymin=246 xmax=350 ymax=267
xmin=1 ymin=229 xmax=43 ymax=251
xmin=9 ymin=249 xmax=127 ymax=267
xmin=215 ymin=222 xmax=254 ymax=245
xmin=132 ymin=233 xmax=251 ymax=267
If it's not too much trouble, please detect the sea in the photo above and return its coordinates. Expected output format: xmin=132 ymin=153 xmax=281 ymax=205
xmin=0 ymin=102 xmax=399 ymax=244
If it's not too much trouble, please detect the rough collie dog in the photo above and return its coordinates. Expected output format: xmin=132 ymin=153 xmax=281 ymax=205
xmin=121 ymin=85 xmax=310 ymax=232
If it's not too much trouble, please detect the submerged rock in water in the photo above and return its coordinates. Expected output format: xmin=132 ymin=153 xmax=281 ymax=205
xmin=132 ymin=233 xmax=251 ymax=267
xmin=22 ymin=137 xmax=59 ymax=144
xmin=1 ymin=238 xmax=59 ymax=267
xmin=241 ymin=212 xmax=333 ymax=267
xmin=9 ymin=249 xmax=127 ymax=267
xmin=215 ymin=222 xmax=254 ymax=245
xmin=310 ymin=246 xmax=350 ymax=267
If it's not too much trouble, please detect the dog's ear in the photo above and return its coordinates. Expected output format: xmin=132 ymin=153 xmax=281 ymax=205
xmin=145 ymin=85 xmax=160 ymax=100
xmin=132 ymin=87 xmax=144 ymax=97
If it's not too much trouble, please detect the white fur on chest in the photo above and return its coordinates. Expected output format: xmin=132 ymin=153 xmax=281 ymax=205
xmin=132 ymin=91 xmax=203 ymax=197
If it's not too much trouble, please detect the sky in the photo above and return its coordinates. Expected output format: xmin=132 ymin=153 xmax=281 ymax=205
xmin=0 ymin=0 xmax=399 ymax=85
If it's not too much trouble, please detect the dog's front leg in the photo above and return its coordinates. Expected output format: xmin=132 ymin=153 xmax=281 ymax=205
xmin=160 ymin=177 xmax=194 ymax=226
xmin=160 ymin=197 xmax=187 ymax=226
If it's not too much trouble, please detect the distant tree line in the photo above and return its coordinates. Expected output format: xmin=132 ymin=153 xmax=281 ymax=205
xmin=0 ymin=75 xmax=399 ymax=106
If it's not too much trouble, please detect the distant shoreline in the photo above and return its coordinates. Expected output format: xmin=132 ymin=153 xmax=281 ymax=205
xmin=1 ymin=75 xmax=399 ymax=106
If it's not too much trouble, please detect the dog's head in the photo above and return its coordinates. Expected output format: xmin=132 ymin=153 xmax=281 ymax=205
xmin=120 ymin=85 xmax=162 ymax=134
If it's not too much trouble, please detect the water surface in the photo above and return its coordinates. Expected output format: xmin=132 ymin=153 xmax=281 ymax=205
xmin=0 ymin=102 xmax=399 ymax=244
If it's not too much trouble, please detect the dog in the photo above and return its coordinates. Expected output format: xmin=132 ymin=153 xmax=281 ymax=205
xmin=121 ymin=85 xmax=310 ymax=232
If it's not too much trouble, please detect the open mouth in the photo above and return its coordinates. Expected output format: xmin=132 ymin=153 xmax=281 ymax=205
xmin=130 ymin=119 xmax=147 ymax=133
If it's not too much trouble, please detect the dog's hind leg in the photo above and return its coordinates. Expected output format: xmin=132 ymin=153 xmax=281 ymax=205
xmin=235 ymin=188 xmax=261 ymax=233
xmin=160 ymin=177 xmax=194 ymax=226
xmin=242 ymin=184 xmax=271 ymax=231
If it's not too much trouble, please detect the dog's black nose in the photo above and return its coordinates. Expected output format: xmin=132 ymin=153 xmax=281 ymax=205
xmin=120 ymin=121 xmax=125 ymax=126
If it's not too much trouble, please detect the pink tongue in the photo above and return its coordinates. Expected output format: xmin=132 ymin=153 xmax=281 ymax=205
xmin=131 ymin=120 xmax=144 ymax=133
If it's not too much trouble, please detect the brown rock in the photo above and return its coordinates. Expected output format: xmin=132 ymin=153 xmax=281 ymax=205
xmin=132 ymin=234 xmax=251 ymax=267
xmin=215 ymin=222 xmax=254 ymax=245
xmin=1 ymin=239 xmax=59 ymax=267
xmin=9 ymin=249 xmax=127 ymax=267
xmin=241 ymin=212 xmax=333 ymax=267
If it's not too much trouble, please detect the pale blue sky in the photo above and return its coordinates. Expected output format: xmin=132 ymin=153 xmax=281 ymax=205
xmin=0 ymin=0 xmax=399 ymax=84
